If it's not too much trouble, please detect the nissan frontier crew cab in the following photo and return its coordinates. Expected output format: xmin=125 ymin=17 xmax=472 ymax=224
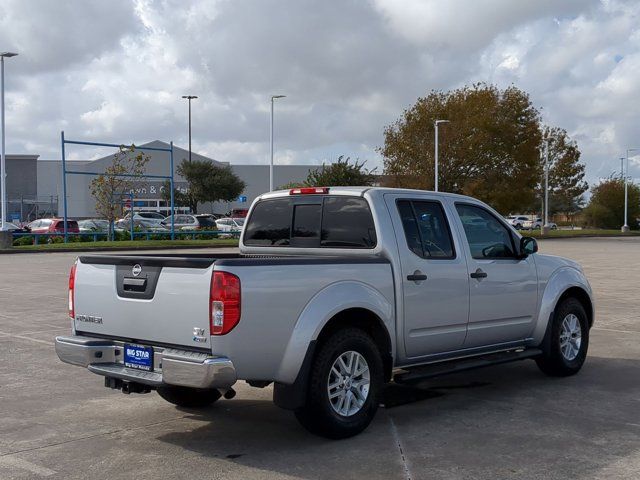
xmin=56 ymin=187 xmax=594 ymax=439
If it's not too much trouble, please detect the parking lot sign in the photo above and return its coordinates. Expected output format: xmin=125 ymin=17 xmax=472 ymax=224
xmin=238 ymin=195 xmax=247 ymax=203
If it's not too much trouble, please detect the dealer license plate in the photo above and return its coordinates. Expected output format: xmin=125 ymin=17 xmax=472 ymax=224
xmin=124 ymin=344 xmax=154 ymax=371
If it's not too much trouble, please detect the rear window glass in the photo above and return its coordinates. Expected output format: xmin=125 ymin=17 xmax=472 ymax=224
xmin=293 ymin=204 xmax=321 ymax=238
xmin=321 ymin=197 xmax=376 ymax=248
xmin=244 ymin=196 xmax=376 ymax=248
xmin=197 ymin=217 xmax=217 ymax=227
xmin=243 ymin=199 xmax=292 ymax=246
xmin=54 ymin=220 xmax=78 ymax=229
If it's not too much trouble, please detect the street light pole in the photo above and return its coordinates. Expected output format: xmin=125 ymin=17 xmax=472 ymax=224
xmin=434 ymin=119 xmax=449 ymax=192
xmin=623 ymin=148 xmax=638 ymax=233
xmin=1 ymin=52 xmax=18 ymax=232
xmin=543 ymin=140 xmax=550 ymax=235
xmin=270 ymin=95 xmax=286 ymax=191
xmin=181 ymin=95 xmax=197 ymax=163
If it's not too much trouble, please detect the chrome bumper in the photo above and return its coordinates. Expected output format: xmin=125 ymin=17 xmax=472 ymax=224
xmin=55 ymin=335 xmax=236 ymax=390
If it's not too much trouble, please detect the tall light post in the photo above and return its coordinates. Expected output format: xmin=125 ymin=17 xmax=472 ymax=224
xmin=181 ymin=95 xmax=197 ymax=163
xmin=543 ymin=139 xmax=550 ymax=235
xmin=623 ymin=148 xmax=638 ymax=233
xmin=434 ymin=119 xmax=449 ymax=192
xmin=1 ymin=52 xmax=18 ymax=232
xmin=270 ymin=95 xmax=286 ymax=191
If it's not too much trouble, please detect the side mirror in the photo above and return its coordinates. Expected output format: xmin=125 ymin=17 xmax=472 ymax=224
xmin=520 ymin=236 xmax=538 ymax=256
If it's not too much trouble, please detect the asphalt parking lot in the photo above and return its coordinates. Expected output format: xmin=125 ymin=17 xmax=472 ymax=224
xmin=1 ymin=238 xmax=639 ymax=480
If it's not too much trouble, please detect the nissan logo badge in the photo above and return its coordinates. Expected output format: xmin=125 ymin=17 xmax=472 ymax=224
xmin=132 ymin=264 xmax=142 ymax=277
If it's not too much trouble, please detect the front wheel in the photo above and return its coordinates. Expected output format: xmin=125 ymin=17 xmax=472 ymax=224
xmin=536 ymin=298 xmax=589 ymax=376
xmin=295 ymin=328 xmax=383 ymax=439
xmin=156 ymin=386 xmax=221 ymax=408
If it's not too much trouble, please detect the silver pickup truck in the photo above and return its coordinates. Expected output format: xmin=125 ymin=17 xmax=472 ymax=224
xmin=56 ymin=187 xmax=593 ymax=438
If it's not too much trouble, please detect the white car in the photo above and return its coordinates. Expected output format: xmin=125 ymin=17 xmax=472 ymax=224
xmin=505 ymin=215 xmax=530 ymax=229
xmin=118 ymin=212 xmax=166 ymax=226
xmin=523 ymin=218 xmax=558 ymax=230
xmin=215 ymin=217 xmax=245 ymax=234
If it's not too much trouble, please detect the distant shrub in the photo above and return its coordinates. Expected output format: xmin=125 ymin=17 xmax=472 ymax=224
xmin=13 ymin=236 xmax=33 ymax=246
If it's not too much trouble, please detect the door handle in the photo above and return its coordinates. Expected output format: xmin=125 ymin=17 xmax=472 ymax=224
xmin=470 ymin=268 xmax=488 ymax=279
xmin=407 ymin=270 xmax=427 ymax=282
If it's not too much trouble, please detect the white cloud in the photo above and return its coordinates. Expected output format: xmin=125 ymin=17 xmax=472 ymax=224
xmin=1 ymin=0 xmax=639 ymax=185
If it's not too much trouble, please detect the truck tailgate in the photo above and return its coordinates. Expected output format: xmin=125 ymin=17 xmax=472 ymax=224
xmin=73 ymin=256 xmax=215 ymax=350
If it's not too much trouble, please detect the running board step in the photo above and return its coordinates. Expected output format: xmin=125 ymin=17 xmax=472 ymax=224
xmin=394 ymin=348 xmax=543 ymax=385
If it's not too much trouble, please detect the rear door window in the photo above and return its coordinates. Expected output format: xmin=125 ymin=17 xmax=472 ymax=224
xmin=397 ymin=200 xmax=455 ymax=259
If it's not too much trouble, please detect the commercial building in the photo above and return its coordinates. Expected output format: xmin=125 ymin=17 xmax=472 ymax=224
xmin=2 ymin=141 xmax=322 ymax=221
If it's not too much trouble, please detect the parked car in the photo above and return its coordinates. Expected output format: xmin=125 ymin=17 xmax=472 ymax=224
xmin=78 ymin=219 xmax=110 ymax=233
xmin=115 ymin=218 xmax=168 ymax=232
xmin=3 ymin=221 xmax=29 ymax=233
xmin=55 ymin=187 xmax=593 ymax=439
xmin=505 ymin=215 xmax=530 ymax=229
xmin=230 ymin=208 xmax=249 ymax=218
xmin=215 ymin=217 xmax=245 ymax=234
xmin=522 ymin=218 xmax=558 ymax=230
xmin=118 ymin=212 xmax=166 ymax=226
xmin=161 ymin=214 xmax=218 ymax=231
xmin=27 ymin=218 xmax=80 ymax=234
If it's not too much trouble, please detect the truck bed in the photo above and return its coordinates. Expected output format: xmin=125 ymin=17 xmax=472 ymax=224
xmin=73 ymin=253 xmax=392 ymax=362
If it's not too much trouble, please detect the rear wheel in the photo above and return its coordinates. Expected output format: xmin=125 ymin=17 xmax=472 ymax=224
xmin=294 ymin=328 xmax=383 ymax=439
xmin=156 ymin=386 xmax=221 ymax=408
xmin=536 ymin=298 xmax=589 ymax=377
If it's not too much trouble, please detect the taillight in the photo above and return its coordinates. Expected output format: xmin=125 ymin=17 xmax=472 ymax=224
xmin=68 ymin=262 xmax=77 ymax=319
xmin=210 ymin=271 xmax=241 ymax=335
xmin=289 ymin=187 xmax=329 ymax=195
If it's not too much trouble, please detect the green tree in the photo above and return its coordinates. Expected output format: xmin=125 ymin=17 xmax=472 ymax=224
xmin=380 ymin=84 xmax=542 ymax=214
xmin=536 ymin=126 xmax=588 ymax=218
xmin=304 ymin=156 xmax=376 ymax=187
xmin=89 ymin=145 xmax=150 ymax=239
xmin=583 ymin=177 xmax=640 ymax=229
xmin=278 ymin=156 xmax=376 ymax=190
xmin=163 ymin=159 xmax=245 ymax=213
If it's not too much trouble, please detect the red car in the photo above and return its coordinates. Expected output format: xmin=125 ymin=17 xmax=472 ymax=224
xmin=27 ymin=218 xmax=80 ymax=234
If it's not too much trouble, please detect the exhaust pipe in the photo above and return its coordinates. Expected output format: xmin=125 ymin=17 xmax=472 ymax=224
xmin=223 ymin=388 xmax=236 ymax=400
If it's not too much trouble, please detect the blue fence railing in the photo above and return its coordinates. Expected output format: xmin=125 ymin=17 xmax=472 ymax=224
xmin=11 ymin=230 xmax=241 ymax=245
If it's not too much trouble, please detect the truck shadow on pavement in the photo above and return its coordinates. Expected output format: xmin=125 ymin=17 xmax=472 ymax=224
xmin=156 ymin=356 xmax=640 ymax=480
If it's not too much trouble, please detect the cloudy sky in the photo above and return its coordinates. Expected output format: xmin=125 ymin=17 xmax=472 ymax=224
xmin=1 ymin=0 xmax=639 ymax=184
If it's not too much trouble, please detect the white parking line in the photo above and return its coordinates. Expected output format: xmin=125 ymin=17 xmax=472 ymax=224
xmin=387 ymin=413 xmax=413 ymax=480
xmin=593 ymin=327 xmax=640 ymax=335
xmin=0 ymin=456 xmax=56 ymax=477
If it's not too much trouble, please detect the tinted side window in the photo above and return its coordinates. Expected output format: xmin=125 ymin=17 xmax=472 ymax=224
xmin=243 ymin=199 xmax=291 ymax=246
xmin=321 ymin=197 xmax=376 ymax=248
xmin=397 ymin=200 xmax=454 ymax=259
xmin=455 ymin=204 xmax=515 ymax=259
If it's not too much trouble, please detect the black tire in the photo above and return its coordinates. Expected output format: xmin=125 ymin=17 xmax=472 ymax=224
xmin=294 ymin=328 xmax=383 ymax=439
xmin=156 ymin=386 xmax=221 ymax=408
xmin=536 ymin=297 xmax=589 ymax=377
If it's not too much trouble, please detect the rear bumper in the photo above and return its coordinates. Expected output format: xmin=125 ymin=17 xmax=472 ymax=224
xmin=55 ymin=335 xmax=236 ymax=390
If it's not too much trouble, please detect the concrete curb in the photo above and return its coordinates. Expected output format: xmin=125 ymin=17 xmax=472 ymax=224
xmin=0 ymin=243 xmax=238 ymax=255
xmin=534 ymin=234 xmax=640 ymax=240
